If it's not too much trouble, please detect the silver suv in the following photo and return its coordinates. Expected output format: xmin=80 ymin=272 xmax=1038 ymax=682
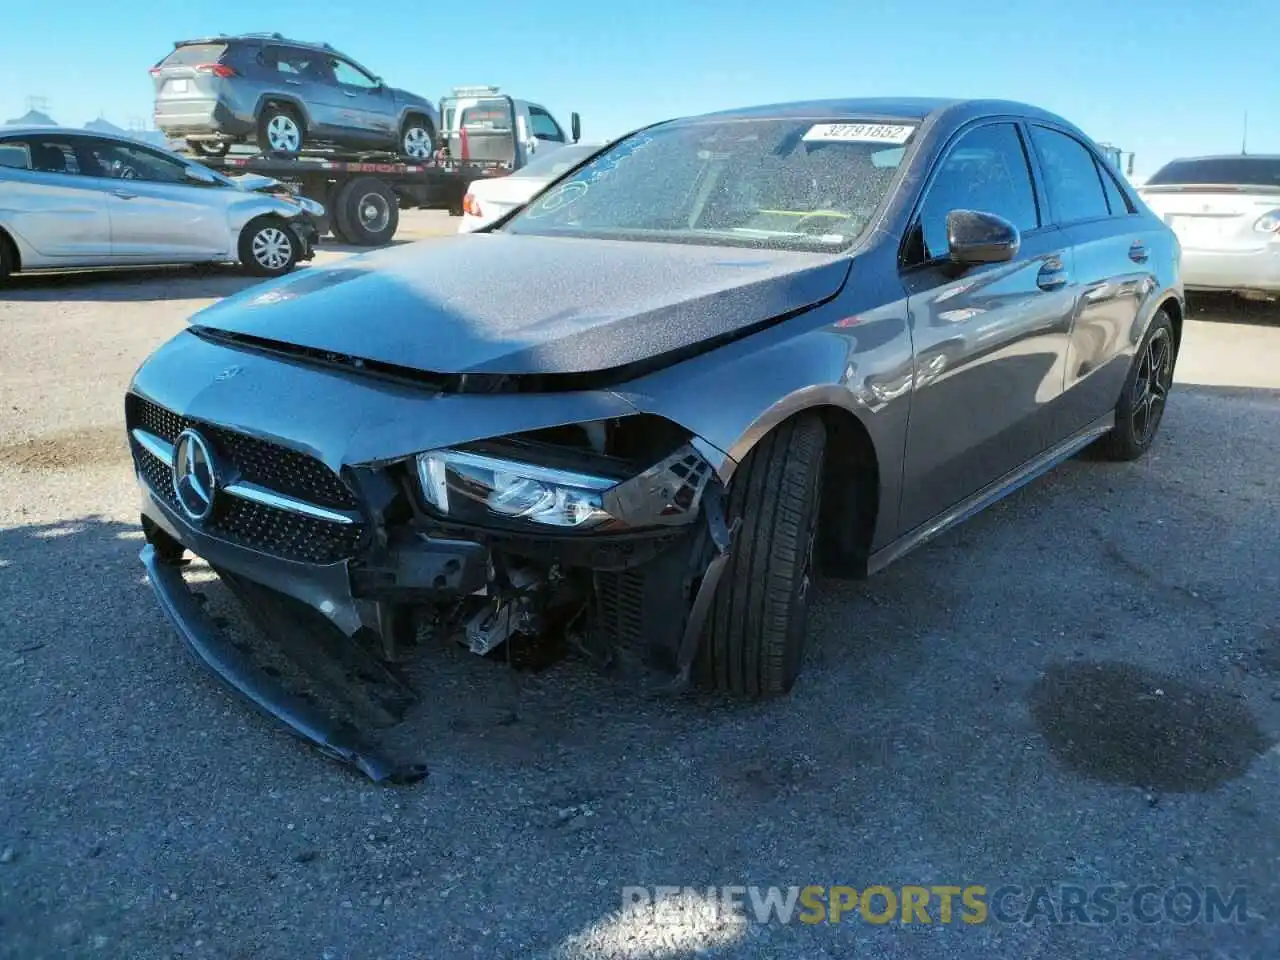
xmin=152 ymin=34 xmax=440 ymax=160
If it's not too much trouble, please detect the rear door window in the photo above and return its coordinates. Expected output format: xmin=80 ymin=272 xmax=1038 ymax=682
xmin=1029 ymin=126 xmax=1109 ymax=223
xmin=159 ymin=43 xmax=228 ymax=67
xmin=916 ymin=122 xmax=1040 ymax=260
xmin=23 ymin=138 xmax=81 ymax=175
xmin=0 ymin=141 xmax=32 ymax=170
xmin=261 ymin=45 xmax=324 ymax=79
xmin=1099 ymin=163 xmax=1132 ymax=215
xmin=1146 ymin=157 xmax=1280 ymax=188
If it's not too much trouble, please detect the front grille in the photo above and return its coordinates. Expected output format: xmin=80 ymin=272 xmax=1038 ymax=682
xmin=127 ymin=393 xmax=366 ymax=565
xmin=207 ymin=499 xmax=365 ymax=565
xmin=126 ymin=394 xmax=355 ymax=509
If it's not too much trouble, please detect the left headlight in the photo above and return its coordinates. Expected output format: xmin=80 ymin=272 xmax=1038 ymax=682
xmin=415 ymin=443 xmax=715 ymax=532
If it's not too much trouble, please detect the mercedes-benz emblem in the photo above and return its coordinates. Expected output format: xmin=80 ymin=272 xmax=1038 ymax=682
xmin=172 ymin=429 xmax=218 ymax=522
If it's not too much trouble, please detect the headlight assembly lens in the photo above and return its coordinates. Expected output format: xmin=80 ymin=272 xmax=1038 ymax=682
xmin=417 ymin=449 xmax=615 ymax=529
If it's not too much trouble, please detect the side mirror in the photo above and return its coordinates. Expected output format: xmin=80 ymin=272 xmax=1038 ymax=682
xmin=570 ymin=112 xmax=581 ymax=143
xmin=184 ymin=165 xmax=219 ymax=185
xmin=946 ymin=209 xmax=1019 ymax=265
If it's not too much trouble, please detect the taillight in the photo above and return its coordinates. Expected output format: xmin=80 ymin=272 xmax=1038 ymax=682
xmin=1253 ymin=210 xmax=1280 ymax=234
xmin=195 ymin=63 xmax=237 ymax=78
xmin=148 ymin=67 xmax=162 ymax=77
xmin=462 ymin=193 xmax=482 ymax=217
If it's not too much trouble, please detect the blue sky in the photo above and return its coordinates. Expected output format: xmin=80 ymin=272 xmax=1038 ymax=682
xmin=1 ymin=0 xmax=1275 ymax=178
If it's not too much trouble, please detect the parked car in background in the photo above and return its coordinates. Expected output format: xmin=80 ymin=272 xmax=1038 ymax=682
xmin=127 ymin=97 xmax=1183 ymax=780
xmin=0 ymin=127 xmax=321 ymax=281
xmin=1140 ymin=155 xmax=1280 ymax=300
xmin=151 ymin=34 xmax=440 ymax=160
xmin=458 ymin=141 xmax=606 ymax=232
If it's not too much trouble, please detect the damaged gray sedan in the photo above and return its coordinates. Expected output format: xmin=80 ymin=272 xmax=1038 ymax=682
xmin=128 ymin=97 xmax=1183 ymax=781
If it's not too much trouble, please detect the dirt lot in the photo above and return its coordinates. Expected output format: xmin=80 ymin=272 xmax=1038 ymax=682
xmin=1 ymin=210 xmax=1278 ymax=959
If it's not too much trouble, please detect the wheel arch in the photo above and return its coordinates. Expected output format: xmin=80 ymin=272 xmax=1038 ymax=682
xmin=0 ymin=225 xmax=21 ymax=273
xmin=721 ymin=391 xmax=882 ymax=581
xmin=255 ymin=95 xmax=310 ymax=131
xmin=1159 ymin=293 xmax=1184 ymax=353
xmin=399 ymin=108 xmax=436 ymax=134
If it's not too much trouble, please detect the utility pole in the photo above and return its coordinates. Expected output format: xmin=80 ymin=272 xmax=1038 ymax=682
xmin=1242 ymin=112 xmax=1249 ymax=155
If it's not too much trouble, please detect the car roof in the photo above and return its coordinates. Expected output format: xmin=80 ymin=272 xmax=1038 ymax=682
xmin=675 ymin=97 xmax=1077 ymax=130
xmin=1158 ymin=153 xmax=1280 ymax=162
xmin=0 ymin=126 xmax=174 ymax=150
xmin=176 ymin=33 xmax=356 ymax=62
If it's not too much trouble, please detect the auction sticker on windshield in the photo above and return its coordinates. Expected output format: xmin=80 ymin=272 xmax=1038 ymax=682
xmin=802 ymin=123 xmax=915 ymax=144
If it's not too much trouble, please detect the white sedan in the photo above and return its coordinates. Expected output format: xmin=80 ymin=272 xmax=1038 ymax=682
xmin=458 ymin=142 xmax=605 ymax=233
xmin=1139 ymin=155 xmax=1280 ymax=300
xmin=0 ymin=127 xmax=322 ymax=283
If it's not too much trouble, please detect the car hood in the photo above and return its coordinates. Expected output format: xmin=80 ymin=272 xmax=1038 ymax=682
xmin=189 ymin=233 xmax=850 ymax=379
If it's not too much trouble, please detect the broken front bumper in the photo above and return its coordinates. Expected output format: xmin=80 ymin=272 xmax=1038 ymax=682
xmin=140 ymin=541 xmax=425 ymax=783
xmin=133 ymin=413 xmax=728 ymax=783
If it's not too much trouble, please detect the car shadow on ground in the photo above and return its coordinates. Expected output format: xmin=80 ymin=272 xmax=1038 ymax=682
xmin=0 ymin=265 xmax=266 ymax=303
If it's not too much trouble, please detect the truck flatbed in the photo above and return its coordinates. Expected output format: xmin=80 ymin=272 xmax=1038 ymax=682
xmin=191 ymin=149 xmax=511 ymax=246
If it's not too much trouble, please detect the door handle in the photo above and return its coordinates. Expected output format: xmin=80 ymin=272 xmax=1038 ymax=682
xmin=1037 ymin=258 xmax=1068 ymax=291
xmin=112 ymin=190 xmax=137 ymax=200
xmin=344 ymin=91 xmax=359 ymax=98
xmin=1128 ymin=241 xmax=1149 ymax=263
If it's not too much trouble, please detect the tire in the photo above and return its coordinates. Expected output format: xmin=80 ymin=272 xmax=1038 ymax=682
xmin=327 ymin=216 xmax=350 ymax=244
xmin=399 ymin=116 xmax=435 ymax=160
xmin=257 ymin=104 xmax=304 ymax=155
xmin=188 ymin=140 xmax=230 ymax=158
xmin=0 ymin=231 xmax=13 ymax=283
xmin=238 ymin=215 xmax=300 ymax=277
xmin=1092 ymin=309 xmax=1177 ymax=461
xmin=334 ymin=177 xmax=399 ymax=246
xmin=697 ymin=415 xmax=827 ymax=698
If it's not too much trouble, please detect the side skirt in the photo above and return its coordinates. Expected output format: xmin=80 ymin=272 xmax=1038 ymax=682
xmin=867 ymin=412 xmax=1115 ymax=576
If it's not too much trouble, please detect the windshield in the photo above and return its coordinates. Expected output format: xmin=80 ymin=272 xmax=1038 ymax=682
xmin=502 ymin=118 xmax=912 ymax=252
xmin=1146 ymin=156 xmax=1280 ymax=188
xmin=516 ymin=142 xmax=604 ymax=180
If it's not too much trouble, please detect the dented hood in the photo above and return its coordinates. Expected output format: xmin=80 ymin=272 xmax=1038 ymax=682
xmin=191 ymin=233 xmax=850 ymax=376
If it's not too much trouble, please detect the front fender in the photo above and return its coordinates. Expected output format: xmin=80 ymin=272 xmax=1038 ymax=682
xmin=614 ymin=297 xmax=915 ymax=550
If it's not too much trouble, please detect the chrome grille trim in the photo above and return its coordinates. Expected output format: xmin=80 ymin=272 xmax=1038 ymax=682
xmin=130 ymin=428 xmax=359 ymax=526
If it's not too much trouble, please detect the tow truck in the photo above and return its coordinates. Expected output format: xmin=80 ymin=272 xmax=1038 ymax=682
xmin=186 ymin=86 xmax=580 ymax=246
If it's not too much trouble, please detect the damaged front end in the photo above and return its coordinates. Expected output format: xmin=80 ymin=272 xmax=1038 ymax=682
xmin=129 ymin=393 xmax=736 ymax=783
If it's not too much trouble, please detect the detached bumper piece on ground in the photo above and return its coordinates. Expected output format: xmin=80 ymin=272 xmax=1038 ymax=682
xmin=131 ymin=394 xmax=730 ymax=783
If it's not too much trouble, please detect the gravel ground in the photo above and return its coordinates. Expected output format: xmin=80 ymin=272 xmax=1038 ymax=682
xmin=1 ymin=212 xmax=1278 ymax=959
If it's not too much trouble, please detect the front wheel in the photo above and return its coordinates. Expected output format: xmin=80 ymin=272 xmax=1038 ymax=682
xmin=1092 ymin=310 xmax=1177 ymax=461
xmin=239 ymin=216 xmax=299 ymax=277
xmin=696 ymin=415 xmax=827 ymax=698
